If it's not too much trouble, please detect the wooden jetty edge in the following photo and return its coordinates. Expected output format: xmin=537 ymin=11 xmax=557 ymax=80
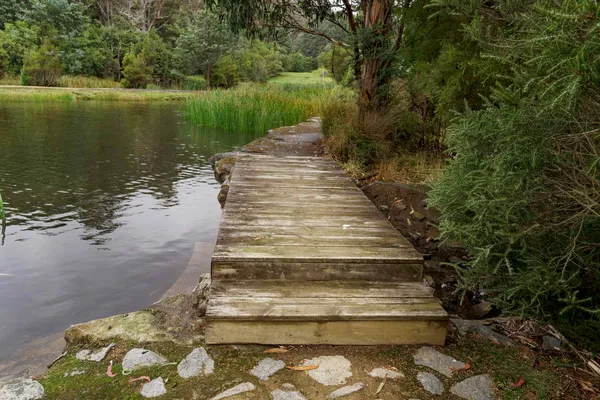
xmin=205 ymin=154 xmax=448 ymax=345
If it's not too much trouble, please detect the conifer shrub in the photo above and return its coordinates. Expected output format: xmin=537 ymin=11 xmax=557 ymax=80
xmin=428 ymin=0 xmax=600 ymax=347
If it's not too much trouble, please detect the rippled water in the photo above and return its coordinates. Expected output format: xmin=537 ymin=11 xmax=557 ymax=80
xmin=0 ymin=102 xmax=260 ymax=362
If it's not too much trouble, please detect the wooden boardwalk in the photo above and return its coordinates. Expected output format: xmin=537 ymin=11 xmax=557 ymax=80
xmin=206 ymin=155 xmax=448 ymax=345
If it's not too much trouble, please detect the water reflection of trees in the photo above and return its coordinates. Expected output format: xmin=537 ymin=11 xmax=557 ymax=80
xmin=0 ymin=102 xmax=261 ymax=243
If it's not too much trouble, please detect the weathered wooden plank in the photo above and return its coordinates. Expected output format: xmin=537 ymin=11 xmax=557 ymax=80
xmin=219 ymin=219 xmax=391 ymax=228
xmin=212 ymin=245 xmax=422 ymax=262
xmin=211 ymin=280 xmax=434 ymax=298
xmin=205 ymin=320 xmax=447 ymax=345
xmin=216 ymin=225 xmax=403 ymax=238
xmin=206 ymin=297 xmax=447 ymax=321
xmin=223 ymin=203 xmax=376 ymax=212
xmin=212 ymin=261 xmax=422 ymax=281
xmin=216 ymin=233 xmax=407 ymax=248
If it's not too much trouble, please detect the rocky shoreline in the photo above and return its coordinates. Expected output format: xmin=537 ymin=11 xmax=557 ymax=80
xmin=0 ymin=118 xmax=588 ymax=399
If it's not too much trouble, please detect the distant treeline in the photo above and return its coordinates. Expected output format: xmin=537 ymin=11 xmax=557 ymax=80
xmin=0 ymin=0 xmax=349 ymax=88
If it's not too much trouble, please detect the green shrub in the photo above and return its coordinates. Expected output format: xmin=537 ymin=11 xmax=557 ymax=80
xmin=120 ymin=52 xmax=153 ymax=89
xmin=183 ymin=75 xmax=206 ymax=91
xmin=20 ymin=39 xmax=62 ymax=86
xmin=212 ymin=55 xmax=239 ymax=88
xmin=428 ymin=0 xmax=600 ymax=348
xmin=0 ymin=46 xmax=7 ymax=78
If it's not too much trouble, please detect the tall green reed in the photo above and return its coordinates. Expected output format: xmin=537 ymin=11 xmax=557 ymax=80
xmin=185 ymin=83 xmax=350 ymax=135
xmin=0 ymin=192 xmax=5 ymax=223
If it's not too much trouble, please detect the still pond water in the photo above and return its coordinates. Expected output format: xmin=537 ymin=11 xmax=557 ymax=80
xmin=0 ymin=102 xmax=259 ymax=362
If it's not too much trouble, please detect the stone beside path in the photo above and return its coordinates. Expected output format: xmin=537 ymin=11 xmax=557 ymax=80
xmin=75 ymin=343 xmax=115 ymax=362
xmin=325 ymin=382 xmax=365 ymax=399
xmin=450 ymin=374 xmax=495 ymax=400
xmin=249 ymin=357 xmax=285 ymax=380
xmin=413 ymin=346 xmax=467 ymax=377
xmin=417 ymin=371 xmax=444 ymax=395
xmin=210 ymin=382 xmax=256 ymax=400
xmin=140 ymin=377 xmax=167 ymax=398
xmin=302 ymin=355 xmax=353 ymax=386
xmin=271 ymin=383 xmax=307 ymax=400
xmin=177 ymin=347 xmax=214 ymax=378
xmin=0 ymin=378 xmax=45 ymax=400
xmin=122 ymin=348 xmax=167 ymax=371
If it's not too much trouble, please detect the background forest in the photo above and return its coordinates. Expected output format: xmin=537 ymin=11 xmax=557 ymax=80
xmin=0 ymin=0 xmax=346 ymax=88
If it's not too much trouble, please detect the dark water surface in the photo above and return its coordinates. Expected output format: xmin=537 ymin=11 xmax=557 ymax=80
xmin=0 ymin=102 xmax=256 ymax=362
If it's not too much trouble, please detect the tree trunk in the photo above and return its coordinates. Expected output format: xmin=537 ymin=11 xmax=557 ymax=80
xmin=359 ymin=0 xmax=393 ymax=117
xmin=205 ymin=66 xmax=211 ymax=89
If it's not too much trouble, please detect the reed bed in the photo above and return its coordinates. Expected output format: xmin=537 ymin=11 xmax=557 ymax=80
xmin=186 ymin=83 xmax=351 ymax=135
xmin=0 ymin=192 xmax=5 ymax=224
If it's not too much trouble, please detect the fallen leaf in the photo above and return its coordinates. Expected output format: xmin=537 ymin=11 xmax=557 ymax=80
xmin=286 ymin=365 xmax=318 ymax=371
xmin=376 ymin=375 xmax=387 ymax=394
xmin=579 ymin=380 xmax=598 ymax=393
xmin=106 ymin=360 xmax=117 ymax=378
xmin=512 ymin=378 xmax=525 ymax=387
xmin=129 ymin=376 xmax=151 ymax=384
xmin=264 ymin=347 xmax=288 ymax=354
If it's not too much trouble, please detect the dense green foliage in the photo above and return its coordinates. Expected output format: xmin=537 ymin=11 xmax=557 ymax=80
xmin=0 ymin=0 xmax=333 ymax=89
xmin=20 ymin=38 xmax=62 ymax=86
xmin=427 ymin=0 xmax=600 ymax=345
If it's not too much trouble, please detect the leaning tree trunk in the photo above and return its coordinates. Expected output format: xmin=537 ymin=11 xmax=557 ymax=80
xmin=359 ymin=0 xmax=394 ymax=117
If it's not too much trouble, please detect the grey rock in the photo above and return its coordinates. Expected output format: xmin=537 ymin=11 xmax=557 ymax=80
xmin=451 ymin=319 xmax=517 ymax=347
xmin=449 ymin=256 xmax=462 ymax=263
xmin=542 ymin=335 xmax=562 ymax=351
xmin=368 ymin=367 xmax=405 ymax=380
xmin=193 ymin=273 xmax=211 ymax=317
xmin=413 ymin=347 xmax=466 ymax=377
xmin=271 ymin=383 xmax=307 ymax=400
xmin=122 ymin=348 xmax=167 ymax=371
xmin=141 ymin=377 xmax=167 ymax=398
xmin=416 ymin=372 xmax=444 ymax=395
xmin=249 ymin=358 xmax=285 ymax=380
xmin=177 ymin=347 xmax=214 ymax=378
xmin=450 ymin=375 xmax=495 ymax=400
xmin=75 ymin=343 xmax=115 ymax=362
xmin=302 ymin=355 xmax=352 ymax=386
xmin=210 ymin=382 xmax=256 ymax=400
xmin=0 ymin=378 xmax=45 ymax=400
xmin=326 ymin=383 xmax=365 ymax=399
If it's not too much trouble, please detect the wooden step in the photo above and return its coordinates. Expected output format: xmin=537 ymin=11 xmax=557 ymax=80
xmin=205 ymin=281 xmax=448 ymax=345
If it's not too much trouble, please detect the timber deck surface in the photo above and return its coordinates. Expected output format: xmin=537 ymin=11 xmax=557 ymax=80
xmin=206 ymin=154 xmax=448 ymax=345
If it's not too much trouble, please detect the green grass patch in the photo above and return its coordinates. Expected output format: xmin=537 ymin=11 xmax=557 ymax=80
xmin=268 ymin=70 xmax=334 ymax=85
xmin=0 ymin=87 xmax=198 ymax=102
xmin=57 ymin=75 xmax=122 ymax=88
xmin=40 ymin=342 xmax=267 ymax=400
xmin=186 ymin=83 xmax=352 ymax=135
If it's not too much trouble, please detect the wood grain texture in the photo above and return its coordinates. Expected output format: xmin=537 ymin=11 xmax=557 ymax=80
xmin=208 ymin=154 xmax=447 ymax=345
xmin=205 ymin=320 xmax=447 ymax=345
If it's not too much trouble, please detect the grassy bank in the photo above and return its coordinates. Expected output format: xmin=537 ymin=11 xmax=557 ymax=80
xmin=186 ymin=83 xmax=353 ymax=135
xmin=0 ymin=86 xmax=198 ymax=102
xmin=268 ymin=70 xmax=334 ymax=85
